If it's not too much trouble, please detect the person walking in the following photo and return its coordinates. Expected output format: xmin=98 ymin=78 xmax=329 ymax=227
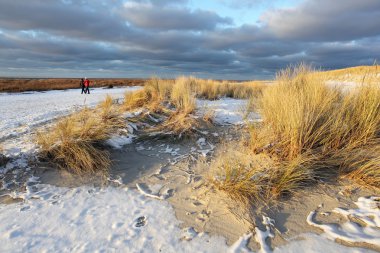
xmin=84 ymin=77 xmax=90 ymax=94
xmin=80 ymin=78 xmax=85 ymax=94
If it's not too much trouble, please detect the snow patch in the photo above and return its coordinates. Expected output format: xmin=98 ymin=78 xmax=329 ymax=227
xmin=307 ymin=196 xmax=380 ymax=247
xmin=0 ymin=184 xmax=238 ymax=253
xmin=254 ymin=216 xmax=275 ymax=253
xmin=106 ymin=134 xmax=134 ymax=149
xmin=0 ymin=86 xmax=141 ymax=157
xmin=228 ymin=233 xmax=253 ymax=253
xmin=273 ymin=233 xmax=372 ymax=253
xmin=196 ymin=98 xmax=260 ymax=125
xmin=136 ymin=183 xmax=166 ymax=200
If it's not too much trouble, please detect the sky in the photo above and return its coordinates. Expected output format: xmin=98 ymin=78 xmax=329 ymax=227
xmin=0 ymin=0 xmax=379 ymax=80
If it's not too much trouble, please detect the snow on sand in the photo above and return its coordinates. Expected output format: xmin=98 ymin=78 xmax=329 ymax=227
xmin=0 ymin=182 xmax=251 ymax=253
xmin=0 ymin=182 xmax=374 ymax=253
xmin=196 ymin=98 xmax=260 ymax=125
xmin=0 ymin=86 xmax=140 ymax=156
xmin=1 ymin=88 xmax=378 ymax=252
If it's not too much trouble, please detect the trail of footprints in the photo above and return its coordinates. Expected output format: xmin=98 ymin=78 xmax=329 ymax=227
xmin=190 ymin=197 xmax=212 ymax=223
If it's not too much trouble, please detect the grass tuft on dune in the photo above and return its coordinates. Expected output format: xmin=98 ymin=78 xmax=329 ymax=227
xmin=37 ymin=96 xmax=124 ymax=174
xmin=212 ymin=64 xmax=380 ymax=204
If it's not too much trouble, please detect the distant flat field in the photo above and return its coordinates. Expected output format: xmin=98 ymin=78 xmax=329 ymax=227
xmin=0 ymin=78 xmax=146 ymax=92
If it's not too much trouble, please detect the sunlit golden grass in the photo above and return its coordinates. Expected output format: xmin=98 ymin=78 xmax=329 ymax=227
xmin=37 ymin=96 xmax=125 ymax=174
xmin=324 ymin=83 xmax=380 ymax=151
xmin=171 ymin=76 xmax=196 ymax=114
xmin=212 ymin=64 xmax=380 ymax=205
xmin=123 ymin=77 xmax=174 ymax=113
xmin=210 ymin=149 xmax=270 ymax=204
xmin=193 ymin=79 xmax=266 ymax=100
xmin=123 ymin=90 xmax=149 ymax=111
xmin=257 ymin=64 xmax=341 ymax=159
xmin=345 ymin=157 xmax=380 ymax=189
xmin=313 ymin=65 xmax=380 ymax=84
xmin=194 ymin=79 xmax=221 ymax=100
xmin=124 ymin=76 xmax=196 ymax=114
xmin=267 ymin=154 xmax=317 ymax=198
xmin=155 ymin=111 xmax=199 ymax=138
xmin=122 ymin=76 xmax=199 ymax=138
xmin=98 ymin=95 xmax=125 ymax=128
xmin=338 ymin=145 xmax=380 ymax=189
xmin=210 ymin=147 xmax=317 ymax=204
xmin=251 ymin=64 xmax=380 ymax=188
xmin=201 ymin=107 xmax=215 ymax=125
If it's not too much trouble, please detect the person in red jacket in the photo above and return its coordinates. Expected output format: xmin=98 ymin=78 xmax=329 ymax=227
xmin=84 ymin=77 xmax=90 ymax=94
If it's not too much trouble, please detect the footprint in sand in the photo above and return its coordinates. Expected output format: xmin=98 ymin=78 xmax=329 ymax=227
xmin=20 ymin=206 xmax=30 ymax=212
xmin=134 ymin=216 xmax=147 ymax=228
xmin=181 ymin=227 xmax=198 ymax=241
xmin=192 ymin=201 xmax=203 ymax=206
xmin=191 ymin=198 xmax=206 ymax=207
xmin=163 ymin=188 xmax=174 ymax=198
xmin=196 ymin=209 xmax=212 ymax=222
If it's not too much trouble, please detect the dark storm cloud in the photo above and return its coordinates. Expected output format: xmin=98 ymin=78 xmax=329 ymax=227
xmin=122 ymin=1 xmax=232 ymax=31
xmin=0 ymin=0 xmax=379 ymax=79
xmin=0 ymin=0 xmax=145 ymax=42
xmin=261 ymin=0 xmax=380 ymax=41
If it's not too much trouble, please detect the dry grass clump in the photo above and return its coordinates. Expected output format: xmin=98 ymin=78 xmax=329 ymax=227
xmin=212 ymin=64 xmax=380 ymax=205
xmin=252 ymin=64 xmax=380 ymax=188
xmin=171 ymin=76 xmax=196 ymax=114
xmin=123 ymin=77 xmax=173 ymax=113
xmin=267 ymin=154 xmax=318 ymax=198
xmin=157 ymin=112 xmax=199 ymax=138
xmin=229 ymin=81 xmax=266 ymax=99
xmin=98 ymin=95 xmax=125 ymax=128
xmin=257 ymin=64 xmax=341 ymax=159
xmin=210 ymin=147 xmax=317 ymax=204
xmin=314 ymin=65 xmax=380 ymax=84
xmin=37 ymin=96 xmax=125 ymax=174
xmin=324 ymin=83 xmax=380 ymax=151
xmin=123 ymin=76 xmax=199 ymax=138
xmin=193 ymin=79 xmax=266 ymax=100
xmin=123 ymin=90 xmax=150 ymax=111
xmin=150 ymin=77 xmax=198 ymax=137
xmin=337 ymin=145 xmax=380 ymax=189
xmin=123 ymin=76 xmax=195 ymax=114
xmin=194 ymin=79 xmax=221 ymax=100
xmin=210 ymin=149 xmax=270 ymax=204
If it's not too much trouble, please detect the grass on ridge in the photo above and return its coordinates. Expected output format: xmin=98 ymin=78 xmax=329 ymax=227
xmin=37 ymin=96 xmax=125 ymax=174
xmin=123 ymin=76 xmax=199 ymax=138
xmin=211 ymin=64 xmax=380 ymax=205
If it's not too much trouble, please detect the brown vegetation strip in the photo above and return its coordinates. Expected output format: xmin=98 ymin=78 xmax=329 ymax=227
xmin=0 ymin=78 xmax=146 ymax=92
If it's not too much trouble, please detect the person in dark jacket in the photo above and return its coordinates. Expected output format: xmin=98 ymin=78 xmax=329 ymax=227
xmin=80 ymin=78 xmax=85 ymax=94
xmin=84 ymin=77 xmax=90 ymax=94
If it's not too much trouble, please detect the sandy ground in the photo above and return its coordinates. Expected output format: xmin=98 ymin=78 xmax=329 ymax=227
xmin=5 ymin=124 xmax=376 ymax=252
xmin=1 ymin=89 xmax=378 ymax=252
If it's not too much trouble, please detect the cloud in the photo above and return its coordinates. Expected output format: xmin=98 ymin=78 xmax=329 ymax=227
xmin=122 ymin=1 xmax=232 ymax=31
xmin=0 ymin=0 xmax=134 ymax=41
xmin=0 ymin=0 xmax=379 ymax=79
xmin=129 ymin=0 xmax=189 ymax=7
xmin=261 ymin=0 xmax=380 ymax=41
xmin=216 ymin=0 xmax=287 ymax=9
